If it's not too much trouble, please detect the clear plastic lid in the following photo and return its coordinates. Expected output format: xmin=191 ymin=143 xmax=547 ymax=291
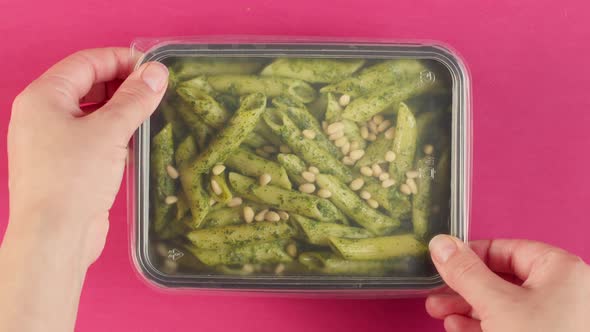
xmin=128 ymin=38 xmax=471 ymax=294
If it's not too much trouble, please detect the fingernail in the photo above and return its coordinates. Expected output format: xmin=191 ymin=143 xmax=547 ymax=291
xmin=429 ymin=235 xmax=458 ymax=263
xmin=141 ymin=62 xmax=168 ymax=92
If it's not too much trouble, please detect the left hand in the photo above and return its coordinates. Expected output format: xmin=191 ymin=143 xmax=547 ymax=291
xmin=7 ymin=47 xmax=168 ymax=265
xmin=1 ymin=47 xmax=168 ymax=332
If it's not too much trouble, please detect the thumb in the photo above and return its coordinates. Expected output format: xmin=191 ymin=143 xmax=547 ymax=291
xmin=93 ymin=61 xmax=168 ymax=142
xmin=429 ymin=235 xmax=519 ymax=314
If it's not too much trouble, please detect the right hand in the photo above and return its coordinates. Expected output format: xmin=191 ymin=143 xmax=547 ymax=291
xmin=426 ymin=235 xmax=590 ymax=332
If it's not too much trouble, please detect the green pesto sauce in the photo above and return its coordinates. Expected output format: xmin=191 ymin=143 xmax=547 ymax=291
xmin=150 ymin=57 xmax=453 ymax=277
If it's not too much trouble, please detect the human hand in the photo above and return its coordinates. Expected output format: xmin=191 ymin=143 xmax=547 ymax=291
xmin=426 ymin=236 xmax=590 ymax=332
xmin=6 ymin=47 xmax=168 ymax=266
xmin=0 ymin=48 xmax=168 ymax=332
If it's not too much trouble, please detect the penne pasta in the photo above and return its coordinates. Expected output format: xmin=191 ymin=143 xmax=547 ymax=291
xmin=150 ymin=56 xmax=454 ymax=277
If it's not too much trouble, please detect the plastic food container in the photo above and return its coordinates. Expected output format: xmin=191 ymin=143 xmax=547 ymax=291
xmin=128 ymin=37 xmax=471 ymax=295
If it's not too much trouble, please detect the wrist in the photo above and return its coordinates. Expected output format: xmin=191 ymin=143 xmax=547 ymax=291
xmin=5 ymin=202 xmax=95 ymax=271
xmin=10 ymin=193 xmax=86 ymax=232
xmin=0 ymin=228 xmax=88 ymax=332
xmin=3 ymin=218 xmax=90 ymax=275
xmin=0 ymin=201 xmax=97 ymax=332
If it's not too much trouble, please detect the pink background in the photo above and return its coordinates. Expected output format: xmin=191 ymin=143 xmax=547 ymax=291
xmin=1 ymin=0 xmax=590 ymax=331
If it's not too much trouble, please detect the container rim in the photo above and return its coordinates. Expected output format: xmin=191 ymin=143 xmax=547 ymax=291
xmin=129 ymin=40 xmax=471 ymax=292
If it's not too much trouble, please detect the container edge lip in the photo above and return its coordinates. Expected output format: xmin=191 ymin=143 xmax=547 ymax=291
xmin=132 ymin=35 xmax=452 ymax=47
xmin=130 ymin=39 xmax=469 ymax=292
xmin=129 ymin=121 xmax=173 ymax=291
xmin=133 ymin=238 xmax=449 ymax=291
xmin=132 ymin=36 xmax=469 ymax=62
xmin=132 ymin=243 xmax=179 ymax=290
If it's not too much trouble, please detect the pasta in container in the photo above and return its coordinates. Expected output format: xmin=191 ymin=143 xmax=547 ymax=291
xmin=128 ymin=38 xmax=471 ymax=294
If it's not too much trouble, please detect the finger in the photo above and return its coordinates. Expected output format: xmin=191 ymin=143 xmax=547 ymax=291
xmin=429 ymin=235 xmax=521 ymax=315
xmin=90 ymin=61 xmax=168 ymax=142
xmin=444 ymin=315 xmax=482 ymax=332
xmin=80 ymin=80 xmax=123 ymax=109
xmin=80 ymin=83 xmax=107 ymax=105
xmin=468 ymin=239 xmax=570 ymax=283
xmin=426 ymin=294 xmax=473 ymax=319
xmin=27 ymin=48 xmax=133 ymax=111
xmin=498 ymin=272 xmax=524 ymax=286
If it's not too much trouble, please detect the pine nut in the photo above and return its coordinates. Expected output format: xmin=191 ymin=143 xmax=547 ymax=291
xmin=286 ymin=243 xmax=298 ymax=257
xmin=308 ymin=166 xmax=320 ymax=174
xmin=211 ymin=179 xmax=222 ymax=195
xmin=377 ymin=120 xmax=391 ymax=132
xmin=327 ymin=122 xmax=345 ymax=134
xmin=212 ymin=164 xmax=226 ymax=176
xmin=367 ymin=133 xmax=377 ymax=141
xmin=349 ymin=149 xmax=365 ymax=161
xmin=406 ymin=170 xmax=419 ymax=179
xmin=279 ymin=144 xmax=291 ymax=153
xmin=385 ymin=127 xmax=396 ymax=139
xmin=385 ymin=151 xmax=396 ymax=162
xmin=339 ymin=94 xmax=351 ymax=106
xmin=166 ymin=165 xmax=179 ymax=179
xmin=350 ymin=177 xmax=364 ymax=191
xmin=155 ymin=243 xmax=168 ymax=257
xmin=165 ymin=195 xmax=178 ymax=205
xmin=302 ymin=171 xmax=316 ymax=183
xmin=162 ymin=260 xmax=178 ymax=274
xmin=382 ymin=179 xmax=396 ymax=188
xmin=302 ymin=129 xmax=316 ymax=139
xmin=259 ymin=173 xmax=272 ymax=186
xmin=424 ymin=144 xmax=434 ymax=155
xmin=329 ymin=131 xmax=344 ymax=140
xmin=372 ymin=163 xmax=383 ymax=176
xmin=255 ymin=209 xmax=269 ymax=222
xmin=360 ymin=166 xmax=373 ymax=176
xmin=227 ymin=197 xmax=243 ymax=207
xmin=275 ymin=263 xmax=285 ymax=274
xmin=341 ymin=142 xmax=351 ymax=155
xmin=342 ymin=156 xmax=355 ymax=165
xmin=209 ymin=198 xmax=217 ymax=206
xmin=265 ymin=211 xmax=281 ymax=222
xmin=317 ymin=188 xmax=332 ymax=198
xmin=368 ymin=121 xmax=378 ymax=133
xmin=278 ymin=211 xmax=290 ymax=220
xmin=406 ymin=178 xmax=418 ymax=194
xmin=299 ymin=183 xmax=316 ymax=194
xmin=350 ymin=141 xmax=360 ymax=151
xmin=367 ymin=199 xmax=379 ymax=209
xmin=360 ymin=190 xmax=371 ymax=200
xmin=263 ymin=145 xmax=277 ymax=153
xmin=372 ymin=114 xmax=384 ymax=125
xmin=243 ymin=206 xmax=254 ymax=223
xmin=379 ymin=173 xmax=390 ymax=181
xmin=332 ymin=136 xmax=345 ymax=148
xmin=360 ymin=126 xmax=369 ymax=139
xmin=400 ymin=184 xmax=412 ymax=195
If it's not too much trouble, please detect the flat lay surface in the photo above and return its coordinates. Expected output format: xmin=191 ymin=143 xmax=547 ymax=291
xmin=0 ymin=0 xmax=588 ymax=331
